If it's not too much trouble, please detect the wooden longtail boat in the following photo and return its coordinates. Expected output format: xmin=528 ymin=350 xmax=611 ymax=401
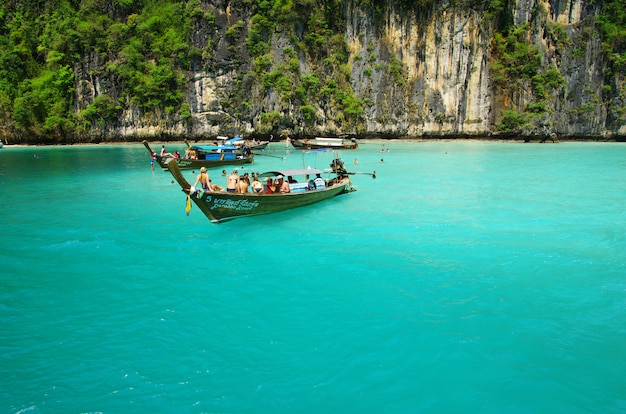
xmin=216 ymin=135 xmax=269 ymax=150
xmin=291 ymin=136 xmax=358 ymax=150
xmin=165 ymin=156 xmax=375 ymax=223
xmin=143 ymin=141 xmax=253 ymax=170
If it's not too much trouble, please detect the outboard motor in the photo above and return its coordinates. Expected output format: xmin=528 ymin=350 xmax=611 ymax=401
xmin=330 ymin=158 xmax=348 ymax=177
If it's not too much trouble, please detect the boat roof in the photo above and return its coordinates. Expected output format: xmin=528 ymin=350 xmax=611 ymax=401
xmin=258 ymin=167 xmax=324 ymax=178
xmin=217 ymin=136 xmax=243 ymax=143
xmin=191 ymin=144 xmax=237 ymax=151
xmin=313 ymin=137 xmax=344 ymax=141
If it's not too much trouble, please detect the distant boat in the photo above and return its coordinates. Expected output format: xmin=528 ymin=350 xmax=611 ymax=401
xmin=216 ymin=135 xmax=269 ymax=151
xmin=143 ymin=141 xmax=253 ymax=170
xmin=165 ymin=155 xmax=375 ymax=223
xmin=291 ymin=136 xmax=358 ymax=150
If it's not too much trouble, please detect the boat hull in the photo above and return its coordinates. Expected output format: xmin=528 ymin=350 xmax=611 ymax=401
xmin=291 ymin=139 xmax=358 ymax=150
xmin=143 ymin=141 xmax=253 ymax=170
xmin=249 ymin=142 xmax=269 ymax=150
xmin=166 ymin=159 xmax=353 ymax=223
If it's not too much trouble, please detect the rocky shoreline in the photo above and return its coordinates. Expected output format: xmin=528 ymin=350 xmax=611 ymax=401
xmin=2 ymin=133 xmax=624 ymax=147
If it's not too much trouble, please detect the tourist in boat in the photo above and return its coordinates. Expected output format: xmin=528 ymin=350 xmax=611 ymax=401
xmin=226 ymin=170 xmax=239 ymax=193
xmin=276 ymin=175 xmax=290 ymax=193
xmin=265 ymin=177 xmax=275 ymax=194
xmin=238 ymin=173 xmax=250 ymax=193
xmin=184 ymin=148 xmax=197 ymax=160
xmin=193 ymin=167 xmax=213 ymax=192
xmin=252 ymin=175 xmax=264 ymax=193
xmin=160 ymin=145 xmax=174 ymax=157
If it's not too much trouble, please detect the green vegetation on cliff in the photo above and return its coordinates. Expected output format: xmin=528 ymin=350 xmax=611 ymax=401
xmin=0 ymin=0 xmax=195 ymax=141
xmin=0 ymin=0 xmax=624 ymax=142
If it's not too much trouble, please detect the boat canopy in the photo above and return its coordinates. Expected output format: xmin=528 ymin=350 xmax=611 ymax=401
xmin=313 ymin=137 xmax=344 ymax=142
xmin=258 ymin=168 xmax=324 ymax=178
xmin=217 ymin=136 xmax=244 ymax=144
xmin=191 ymin=144 xmax=237 ymax=151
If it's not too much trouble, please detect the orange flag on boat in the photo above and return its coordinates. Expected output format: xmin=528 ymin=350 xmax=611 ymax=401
xmin=185 ymin=195 xmax=191 ymax=216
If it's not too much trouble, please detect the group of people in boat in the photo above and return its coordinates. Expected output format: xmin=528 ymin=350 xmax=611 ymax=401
xmin=193 ymin=168 xmax=291 ymax=195
xmin=161 ymin=145 xmax=199 ymax=160
xmin=160 ymin=145 xmax=181 ymax=159
xmin=161 ymin=144 xmax=246 ymax=160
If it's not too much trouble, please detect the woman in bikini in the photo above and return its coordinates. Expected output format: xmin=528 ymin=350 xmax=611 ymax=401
xmin=193 ymin=167 xmax=213 ymax=192
xmin=252 ymin=175 xmax=264 ymax=193
xmin=226 ymin=170 xmax=239 ymax=193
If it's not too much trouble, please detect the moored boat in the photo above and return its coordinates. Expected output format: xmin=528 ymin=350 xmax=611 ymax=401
xmin=217 ymin=135 xmax=269 ymax=151
xmin=165 ymin=156 xmax=375 ymax=223
xmin=291 ymin=136 xmax=358 ymax=150
xmin=143 ymin=141 xmax=253 ymax=170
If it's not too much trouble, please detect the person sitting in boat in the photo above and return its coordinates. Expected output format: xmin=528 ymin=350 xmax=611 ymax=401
xmin=184 ymin=148 xmax=197 ymax=160
xmin=276 ymin=175 xmax=290 ymax=193
xmin=238 ymin=173 xmax=250 ymax=193
xmin=160 ymin=145 xmax=174 ymax=157
xmin=193 ymin=167 xmax=213 ymax=192
xmin=173 ymin=151 xmax=181 ymax=159
xmin=265 ymin=177 xmax=275 ymax=194
xmin=252 ymin=175 xmax=264 ymax=193
xmin=226 ymin=170 xmax=239 ymax=193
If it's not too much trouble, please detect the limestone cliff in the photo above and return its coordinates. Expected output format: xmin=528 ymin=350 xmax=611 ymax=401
xmin=4 ymin=0 xmax=625 ymax=143
xmin=166 ymin=0 xmax=622 ymax=140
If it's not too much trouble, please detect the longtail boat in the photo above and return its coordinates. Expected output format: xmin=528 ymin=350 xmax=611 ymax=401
xmin=143 ymin=141 xmax=253 ymax=170
xmin=165 ymin=156 xmax=375 ymax=223
xmin=291 ymin=136 xmax=358 ymax=150
xmin=216 ymin=135 xmax=269 ymax=150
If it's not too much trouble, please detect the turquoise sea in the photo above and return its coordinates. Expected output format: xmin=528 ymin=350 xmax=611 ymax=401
xmin=1 ymin=140 xmax=625 ymax=413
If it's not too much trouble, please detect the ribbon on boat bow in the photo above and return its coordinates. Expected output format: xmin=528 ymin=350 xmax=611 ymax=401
xmin=185 ymin=190 xmax=192 ymax=216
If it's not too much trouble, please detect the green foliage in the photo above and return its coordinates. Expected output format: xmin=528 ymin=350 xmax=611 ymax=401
xmin=288 ymin=58 xmax=300 ymax=73
xmin=226 ymin=20 xmax=245 ymax=40
xmin=260 ymin=111 xmax=282 ymax=128
xmin=596 ymin=0 xmax=626 ymax=71
xmin=300 ymin=104 xmax=317 ymax=122
xmin=254 ymin=54 xmax=274 ymax=74
xmin=0 ymin=0 xmax=196 ymax=138
xmin=388 ymin=56 xmax=405 ymax=85
xmin=245 ymin=4 xmax=278 ymax=56
xmin=13 ymin=65 xmax=75 ymax=133
xmin=336 ymin=89 xmax=364 ymax=116
xmin=526 ymin=102 xmax=547 ymax=114
xmin=531 ymin=68 xmax=564 ymax=99
xmin=491 ymin=24 xmax=541 ymax=88
xmin=498 ymin=110 xmax=528 ymax=131
xmin=81 ymin=94 xmax=122 ymax=124
xmin=300 ymin=74 xmax=320 ymax=92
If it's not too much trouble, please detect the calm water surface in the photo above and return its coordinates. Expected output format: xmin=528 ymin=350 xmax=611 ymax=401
xmin=1 ymin=141 xmax=625 ymax=413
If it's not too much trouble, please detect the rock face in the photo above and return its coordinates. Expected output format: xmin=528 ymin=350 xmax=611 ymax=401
xmin=343 ymin=3 xmax=493 ymax=137
xmin=39 ymin=0 xmax=626 ymax=141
